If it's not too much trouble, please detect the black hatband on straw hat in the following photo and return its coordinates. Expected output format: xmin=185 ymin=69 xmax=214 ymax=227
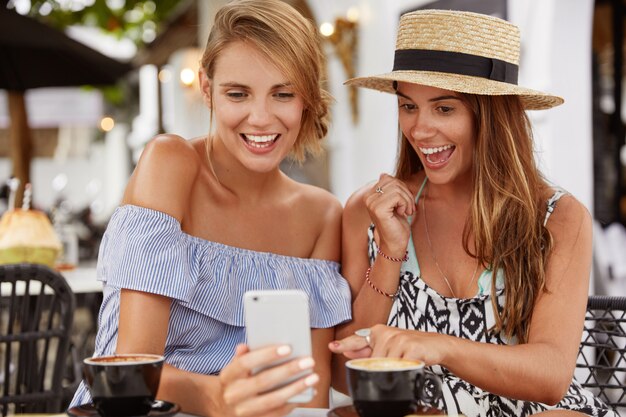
xmin=393 ymin=49 xmax=518 ymax=85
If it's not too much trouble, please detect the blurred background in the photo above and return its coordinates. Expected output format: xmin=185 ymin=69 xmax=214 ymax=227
xmin=0 ymin=0 xmax=624 ymax=296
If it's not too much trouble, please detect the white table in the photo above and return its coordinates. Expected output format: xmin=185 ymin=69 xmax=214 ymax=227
xmin=178 ymin=409 xmax=329 ymax=417
xmin=287 ymin=409 xmax=329 ymax=417
xmin=61 ymin=263 xmax=101 ymax=294
xmin=18 ymin=408 xmax=331 ymax=417
xmin=0 ymin=263 xmax=101 ymax=296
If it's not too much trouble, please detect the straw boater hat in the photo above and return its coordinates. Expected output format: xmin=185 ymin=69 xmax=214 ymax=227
xmin=346 ymin=9 xmax=564 ymax=110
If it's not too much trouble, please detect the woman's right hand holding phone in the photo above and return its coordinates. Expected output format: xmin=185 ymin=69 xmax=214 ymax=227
xmin=219 ymin=344 xmax=318 ymax=417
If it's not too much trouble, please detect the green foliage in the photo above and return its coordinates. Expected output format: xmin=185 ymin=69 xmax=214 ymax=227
xmin=19 ymin=0 xmax=184 ymax=46
xmin=6 ymin=0 xmax=185 ymax=113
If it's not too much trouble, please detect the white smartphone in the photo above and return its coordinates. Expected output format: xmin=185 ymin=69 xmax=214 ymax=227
xmin=243 ymin=289 xmax=314 ymax=403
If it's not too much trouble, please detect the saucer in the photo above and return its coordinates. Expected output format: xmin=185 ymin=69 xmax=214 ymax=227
xmin=67 ymin=400 xmax=180 ymax=417
xmin=327 ymin=405 xmax=444 ymax=417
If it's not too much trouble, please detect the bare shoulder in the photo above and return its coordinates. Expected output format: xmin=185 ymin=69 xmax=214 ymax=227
xmin=540 ymin=191 xmax=593 ymax=310
xmin=123 ymin=134 xmax=203 ymax=221
xmin=292 ymin=182 xmax=342 ymax=223
xmin=544 ymin=192 xmax=592 ymax=253
xmin=544 ymin=192 xmax=592 ymax=232
xmin=140 ymin=134 xmax=201 ymax=169
xmin=287 ymin=181 xmax=342 ymax=261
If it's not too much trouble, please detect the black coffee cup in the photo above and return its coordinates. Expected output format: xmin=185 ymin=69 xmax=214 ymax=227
xmin=83 ymin=353 xmax=164 ymax=417
xmin=346 ymin=357 xmax=441 ymax=417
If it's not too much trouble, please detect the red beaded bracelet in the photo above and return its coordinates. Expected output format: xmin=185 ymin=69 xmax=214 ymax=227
xmin=377 ymin=247 xmax=408 ymax=263
xmin=365 ymin=266 xmax=401 ymax=299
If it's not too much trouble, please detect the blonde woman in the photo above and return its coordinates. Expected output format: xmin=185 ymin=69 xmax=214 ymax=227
xmin=69 ymin=1 xmax=351 ymax=416
xmin=330 ymin=10 xmax=615 ymax=417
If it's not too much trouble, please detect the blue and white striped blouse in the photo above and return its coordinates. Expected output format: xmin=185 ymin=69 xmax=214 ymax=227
xmin=70 ymin=204 xmax=352 ymax=407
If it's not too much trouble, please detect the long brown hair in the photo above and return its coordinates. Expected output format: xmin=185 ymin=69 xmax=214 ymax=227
xmin=200 ymin=0 xmax=331 ymax=162
xmin=395 ymin=94 xmax=552 ymax=343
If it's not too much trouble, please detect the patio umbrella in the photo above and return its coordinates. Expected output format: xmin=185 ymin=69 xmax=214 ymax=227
xmin=0 ymin=7 xmax=132 ymax=207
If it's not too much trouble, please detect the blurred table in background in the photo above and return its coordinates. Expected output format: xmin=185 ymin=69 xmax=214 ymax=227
xmin=16 ymin=408 xmax=331 ymax=417
xmin=59 ymin=262 xmax=101 ymax=294
xmin=60 ymin=262 xmax=101 ymax=362
xmin=0 ymin=262 xmax=101 ymax=296
xmin=177 ymin=409 xmax=329 ymax=417
xmin=287 ymin=410 xmax=329 ymax=417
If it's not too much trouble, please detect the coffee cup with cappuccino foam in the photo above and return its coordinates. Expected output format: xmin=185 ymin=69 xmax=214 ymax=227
xmin=346 ymin=357 xmax=442 ymax=417
xmin=83 ymin=353 xmax=164 ymax=417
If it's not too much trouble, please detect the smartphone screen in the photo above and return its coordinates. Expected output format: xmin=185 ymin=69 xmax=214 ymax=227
xmin=243 ymin=289 xmax=313 ymax=403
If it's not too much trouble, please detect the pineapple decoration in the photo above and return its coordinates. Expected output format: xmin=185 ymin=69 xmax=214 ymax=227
xmin=0 ymin=181 xmax=63 ymax=268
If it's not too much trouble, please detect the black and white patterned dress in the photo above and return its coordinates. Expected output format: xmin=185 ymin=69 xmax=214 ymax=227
xmin=367 ymin=183 xmax=616 ymax=417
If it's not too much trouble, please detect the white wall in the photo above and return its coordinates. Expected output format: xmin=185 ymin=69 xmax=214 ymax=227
xmin=509 ymin=0 xmax=594 ymax=212
xmin=309 ymin=0 xmax=434 ymax=203
xmin=162 ymin=48 xmax=211 ymax=139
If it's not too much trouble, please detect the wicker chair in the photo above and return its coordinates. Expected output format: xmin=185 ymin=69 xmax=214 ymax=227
xmin=576 ymin=295 xmax=626 ymax=413
xmin=0 ymin=263 xmax=76 ymax=416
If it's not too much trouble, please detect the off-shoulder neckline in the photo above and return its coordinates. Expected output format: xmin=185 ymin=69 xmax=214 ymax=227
xmin=115 ymin=204 xmax=339 ymax=265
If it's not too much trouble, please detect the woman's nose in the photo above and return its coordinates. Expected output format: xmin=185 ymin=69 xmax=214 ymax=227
xmin=409 ymin=114 xmax=436 ymax=140
xmin=248 ymin=99 xmax=272 ymax=126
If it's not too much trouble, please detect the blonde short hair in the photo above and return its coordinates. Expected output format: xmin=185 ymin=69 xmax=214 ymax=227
xmin=201 ymin=0 xmax=331 ymax=162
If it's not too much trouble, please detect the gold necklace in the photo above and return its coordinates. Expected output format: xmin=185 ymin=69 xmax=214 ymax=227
xmin=422 ymin=185 xmax=478 ymax=298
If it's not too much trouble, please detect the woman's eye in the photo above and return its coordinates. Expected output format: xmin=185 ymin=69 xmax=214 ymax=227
xmin=437 ymin=105 xmax=454 ymax=113
xmin=399 ymin=103 xmax=416 ymax=111
xmin=275 ymin=92 xmax=295 ymax=100
xmin=226 ymin=91 xmax=247 ymax=99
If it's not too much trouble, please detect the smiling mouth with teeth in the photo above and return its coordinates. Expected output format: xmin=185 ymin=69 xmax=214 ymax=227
xmin=241 ymin=134 xmax=279 ymax=149
xmin=419 ymin=144 xmax=456 ymax=164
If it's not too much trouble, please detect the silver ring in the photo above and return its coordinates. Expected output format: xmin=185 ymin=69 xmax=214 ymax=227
xmin=355 ymin=328 xmax=371 ymax=346
xmin=375 ymin=186 xmax=384 ymax=194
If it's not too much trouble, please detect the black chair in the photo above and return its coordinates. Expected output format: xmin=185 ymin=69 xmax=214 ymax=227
xmin=0 ymin=263 xmax=76 ymax=416
xmin=576 ymin=295 xmax=626 ymax=413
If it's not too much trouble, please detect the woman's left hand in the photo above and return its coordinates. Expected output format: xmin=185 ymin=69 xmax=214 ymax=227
xmin=329 ymin=324 xmax=448 ymax=366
